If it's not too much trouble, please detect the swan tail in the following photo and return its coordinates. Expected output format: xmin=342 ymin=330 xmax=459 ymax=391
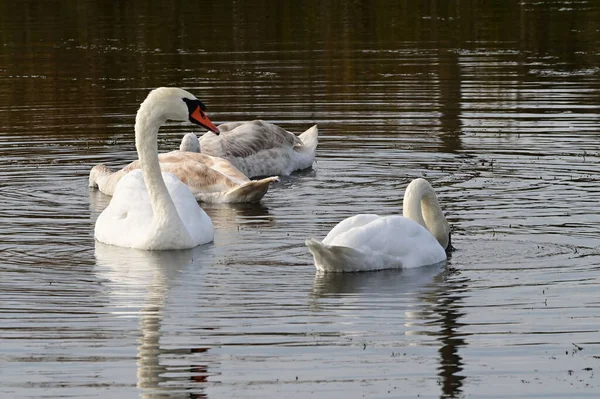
xmin=194 ymin=176 xmax=278 ymax=203
xmin=224 ymin=176 xmax=278 ymax=203
xmin=305 ymin=238 xmax=369 ymax=273
xmin=297 ymin=125 xmax=318 ymax=153
xmin=289 ymin=125 xmax=318 ymax=172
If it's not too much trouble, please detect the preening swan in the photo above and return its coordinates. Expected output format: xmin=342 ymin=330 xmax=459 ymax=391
xmin=179 ymin=120 xmax=318 ymax=178
xmin=305 ymin=178 xmax=451 ymax=272
xmin=90 ymin=150 xmax=278 ymax=203
xmin=94 ymin=87 xmax=217 ymax=250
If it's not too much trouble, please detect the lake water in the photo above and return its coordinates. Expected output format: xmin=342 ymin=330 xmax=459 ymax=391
xmin=1 ymin=1 xmax=600 ymax=398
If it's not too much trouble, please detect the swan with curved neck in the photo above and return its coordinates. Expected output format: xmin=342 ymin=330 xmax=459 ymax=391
xmin=305 ymin=178 xmax=451 ymax=272
xmin=94 ymin=87 xmax=219 ymax=250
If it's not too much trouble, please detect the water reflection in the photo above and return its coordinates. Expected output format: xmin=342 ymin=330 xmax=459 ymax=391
xmin=437 ymin=49 xmax=463 ymax=153
xmin=311 ymin=264 xmax=468 ymax=399
xmin=311 ymin=265 xmax=444 ymax=298
xmin=88 ymin=187 xmax=112 ymax=217
xmin=90 ymin=187 xmax=274 ymax=230
xmin=420 ymin=269 xmax=469 ymax=398
xmin=202 ymin=202 xmax=274 ymax=230
xmin=94 ymin=242 xmax=215 ymax=398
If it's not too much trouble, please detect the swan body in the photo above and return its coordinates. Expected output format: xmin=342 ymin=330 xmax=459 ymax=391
xmin=180 ymin=120 xmax=318 ymax=178
xmin=90 ymin=150 xmax=278 ymax=203
xmin=306 ymin=178 xmax=451 ymax=272
xmin=94 ymin=87 xmax=219 ymax=250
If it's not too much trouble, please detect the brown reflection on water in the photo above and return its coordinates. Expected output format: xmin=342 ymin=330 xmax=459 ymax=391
xmin=2 ymin=0 xmax=599 ymax=133
xmin=438 ymin=49 xmax=463 ymax=153
xmin=430 ymin=271 xmax=469 ymax=399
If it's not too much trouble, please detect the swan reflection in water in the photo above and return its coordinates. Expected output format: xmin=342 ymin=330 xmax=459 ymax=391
xmin=94 ymin=242 xmax=217 ymax=398
xmin=311 ymin=263 xmax=467 ymax=398
xmin=90 ymin=187 xmax=273 ymax=232
xmin=201 ymin=202 xmax=273 ymax=230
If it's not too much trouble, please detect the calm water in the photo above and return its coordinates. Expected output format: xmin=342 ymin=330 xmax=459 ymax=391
xmin=1 ymin=1 xmax=600 ymax=398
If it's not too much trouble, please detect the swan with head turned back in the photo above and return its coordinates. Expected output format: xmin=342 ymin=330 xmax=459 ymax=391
xmin=90 ymin=128 xmax=279 ymax=203
xmin=305 ymin=178 xmax=451 ymax=272
xmin=94 ymin=87 xmax=219 ymax=250
xmin=90 ymin=150 xmax=278 ymax=203
xmin=180 ymin=120 xmax=318 ymax=178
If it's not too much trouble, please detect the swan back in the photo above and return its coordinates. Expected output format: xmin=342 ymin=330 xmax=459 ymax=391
xmin=402 ymin=178 xmax=450 ymax=250
xmin=198 ymin=121 xmax=317 ymax=177
xmin=94 ymin=170 xmax=214 ymax=250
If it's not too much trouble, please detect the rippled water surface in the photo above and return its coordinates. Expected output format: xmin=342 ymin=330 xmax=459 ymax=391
xmin=2 ymin=1 xmax=600 ymax=398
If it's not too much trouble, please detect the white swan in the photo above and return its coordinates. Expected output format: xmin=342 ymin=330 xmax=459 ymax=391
xmin=179 ymin=120 xmax=318 ymax=178
xmin=305 ymin=178 xmax=451 ymax=272
xmin=94 ymin=87 xmax=216 ymax=250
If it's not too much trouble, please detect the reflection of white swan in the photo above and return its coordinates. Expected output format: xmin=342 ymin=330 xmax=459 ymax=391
xmin=180 ymin=120 xmax=318 ymax=178
xmin=312 ymin=264 xmax=445 ymax=298
xmin=94 ymin=242 xmax=214 ymax=397
xmin=94 ymin=88 xmax=215 ymax=250
xmin=306 ymin=178 xmax=451 ymax=272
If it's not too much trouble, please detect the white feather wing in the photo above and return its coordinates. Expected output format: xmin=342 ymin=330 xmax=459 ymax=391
xmin=323 ymin=214 xmax=381 ymax=245
xmin=324 ymin=215 xmax=446 ymax=269
xmin=95 ymin=170 xmax=213 ymax=249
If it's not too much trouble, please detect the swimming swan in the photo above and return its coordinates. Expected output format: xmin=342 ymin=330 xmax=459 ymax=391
xmin=89 ymin=150 xmax=278 ymax=203
xmin=179 ymin=120 xmax=318 ymax=178
xmin=305 ymin=178 xmax=451 ymax=272
xmin=94 ymin=87 xmax=217 ymax=250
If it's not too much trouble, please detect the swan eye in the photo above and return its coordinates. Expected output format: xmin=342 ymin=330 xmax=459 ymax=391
xmin=183 ymin=97 xmax=220 ymax=133
xmin=182 ymin=97 xmax=207 ymax=113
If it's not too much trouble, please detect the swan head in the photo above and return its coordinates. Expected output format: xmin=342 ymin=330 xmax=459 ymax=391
xmin=445 ymin=230 xmax=453 ymax=253
xmin=425 ymin=208 xmax=451 ymax=251
xmin=89 ymin=164 xmax=114 ymax=187
xmin=179 ymin=132 xmax=201 ymax=153
xmin=141 ymin=87 xmax=220 ymax=134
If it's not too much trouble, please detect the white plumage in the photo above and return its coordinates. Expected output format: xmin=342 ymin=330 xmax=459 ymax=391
xmin=95 ymin=170 xmax=214 ymax=250
xmin=94 ymin=87 xmax=216 ymax=250
xmin=306 ymin=178 xmax=451 ymax=272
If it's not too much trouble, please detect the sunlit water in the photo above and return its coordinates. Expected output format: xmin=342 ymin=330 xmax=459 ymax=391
xmin=1 ymin=1 xmax=600 ymax=398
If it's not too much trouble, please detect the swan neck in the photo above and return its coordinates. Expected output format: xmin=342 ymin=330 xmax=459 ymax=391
xmin=403 ymin=184 xmax=428 ymax=228
xmin=402 ymin=180 xmax=449 ymax=249
xmin=135 ymin=103 xmax=182 ymax=228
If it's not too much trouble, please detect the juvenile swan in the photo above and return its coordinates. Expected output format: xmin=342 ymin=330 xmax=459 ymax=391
xmin=305 ymin=178 xmax=451 ymax=272
xmin=180 ymin=120 xmax=318 ymax=178
xmin=89 ymin=150 xmax=278 ymax=204
xmin=94 ymin=87 xmax=218 ymax=250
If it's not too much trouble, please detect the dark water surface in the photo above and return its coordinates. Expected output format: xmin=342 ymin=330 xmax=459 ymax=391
xmin=1 ymin=1 xmax=600 ymax=398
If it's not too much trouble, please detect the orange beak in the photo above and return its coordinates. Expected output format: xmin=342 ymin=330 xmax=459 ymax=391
xmin=190 ymin=106 xmax=219 ymax=134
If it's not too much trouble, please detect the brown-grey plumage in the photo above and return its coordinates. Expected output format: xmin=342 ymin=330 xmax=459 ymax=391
xmin=89 ymin=150 xmax=278 ymax=203
xmin=206 ymin=120 xmax=303 ymax=158
xmin=191 ymin=120 xmax=318 ymax=178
